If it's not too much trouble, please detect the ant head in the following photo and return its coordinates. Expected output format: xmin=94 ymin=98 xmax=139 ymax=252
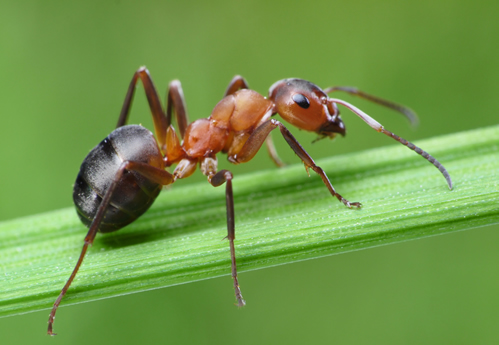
xmin=268 ymin=79 xmax=345 ymax=139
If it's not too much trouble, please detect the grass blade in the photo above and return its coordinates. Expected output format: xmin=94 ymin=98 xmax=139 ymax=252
xmin=0 ymin=125 xmax=498 ymax=318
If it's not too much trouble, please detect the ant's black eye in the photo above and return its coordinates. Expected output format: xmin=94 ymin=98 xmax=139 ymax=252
xmin=292 ymin=93 xmax=310 ymax=109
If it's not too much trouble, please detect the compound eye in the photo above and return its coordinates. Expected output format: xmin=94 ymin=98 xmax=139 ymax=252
xmin=292 ymin=93 xmax=310 ymax=109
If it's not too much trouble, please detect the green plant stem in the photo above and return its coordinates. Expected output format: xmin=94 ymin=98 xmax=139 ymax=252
xmin=0 ymin=125 xmax=498 ymax=318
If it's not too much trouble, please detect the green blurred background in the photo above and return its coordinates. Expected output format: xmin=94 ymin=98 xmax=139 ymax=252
xmin=1 ymin=0 xmax=498 ymax=344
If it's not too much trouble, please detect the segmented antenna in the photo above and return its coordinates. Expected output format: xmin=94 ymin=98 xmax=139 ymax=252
xmin=379 ymin=128 xmax=452 ymax=189
xmin=329 ymin=98 xmax=453 ymax=189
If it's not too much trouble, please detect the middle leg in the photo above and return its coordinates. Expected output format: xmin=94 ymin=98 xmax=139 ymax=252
xmin=201 ymin=157 xmax=246 ymax=307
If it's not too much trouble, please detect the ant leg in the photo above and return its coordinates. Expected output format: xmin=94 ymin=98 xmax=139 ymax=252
xmin=224 ymin=75 xmax=249 ymax=96
xmin=200 ymin=158 xmax=245 ymax=307
xmin=165 ymin=80 xmax=190 ymax=139
xmin=324 ymin=86 xmax=418 ymax=126
xmin=47 ymin=234 xmax=93 ymax=336
xmin=164 ymin=126 xmax=184 ymax=165
xmin=265 ymin=135 xmax=286 ymax=167
xmin=47 ymin=161 xmax=174 ymax=336
xmin=232 ymin=120 xmax=361 ymax=208
xmin=116 ymin=67 xmax=169 ymax=152
xmin=212 ymin=169 xmax=246 ymax=307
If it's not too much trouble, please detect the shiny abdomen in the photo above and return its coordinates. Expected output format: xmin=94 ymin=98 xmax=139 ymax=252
xmin=73 ymin=125 xmax=163 ymax=232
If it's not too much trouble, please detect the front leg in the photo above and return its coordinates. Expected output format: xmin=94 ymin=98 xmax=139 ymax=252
xmin=231 ymin=119 xmax=361 ymax=208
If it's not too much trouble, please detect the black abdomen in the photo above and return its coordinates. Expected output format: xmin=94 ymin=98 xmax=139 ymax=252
xmin=73 ymin=125 xmax=164 ymax=232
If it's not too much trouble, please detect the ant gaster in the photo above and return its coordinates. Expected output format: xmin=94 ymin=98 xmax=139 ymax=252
xmin=47 ymin=67 xmax=452 ymax=335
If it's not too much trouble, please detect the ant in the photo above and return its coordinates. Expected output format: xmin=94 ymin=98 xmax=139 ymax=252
xmin=47 ymin=67 xmax=452 ymax=335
